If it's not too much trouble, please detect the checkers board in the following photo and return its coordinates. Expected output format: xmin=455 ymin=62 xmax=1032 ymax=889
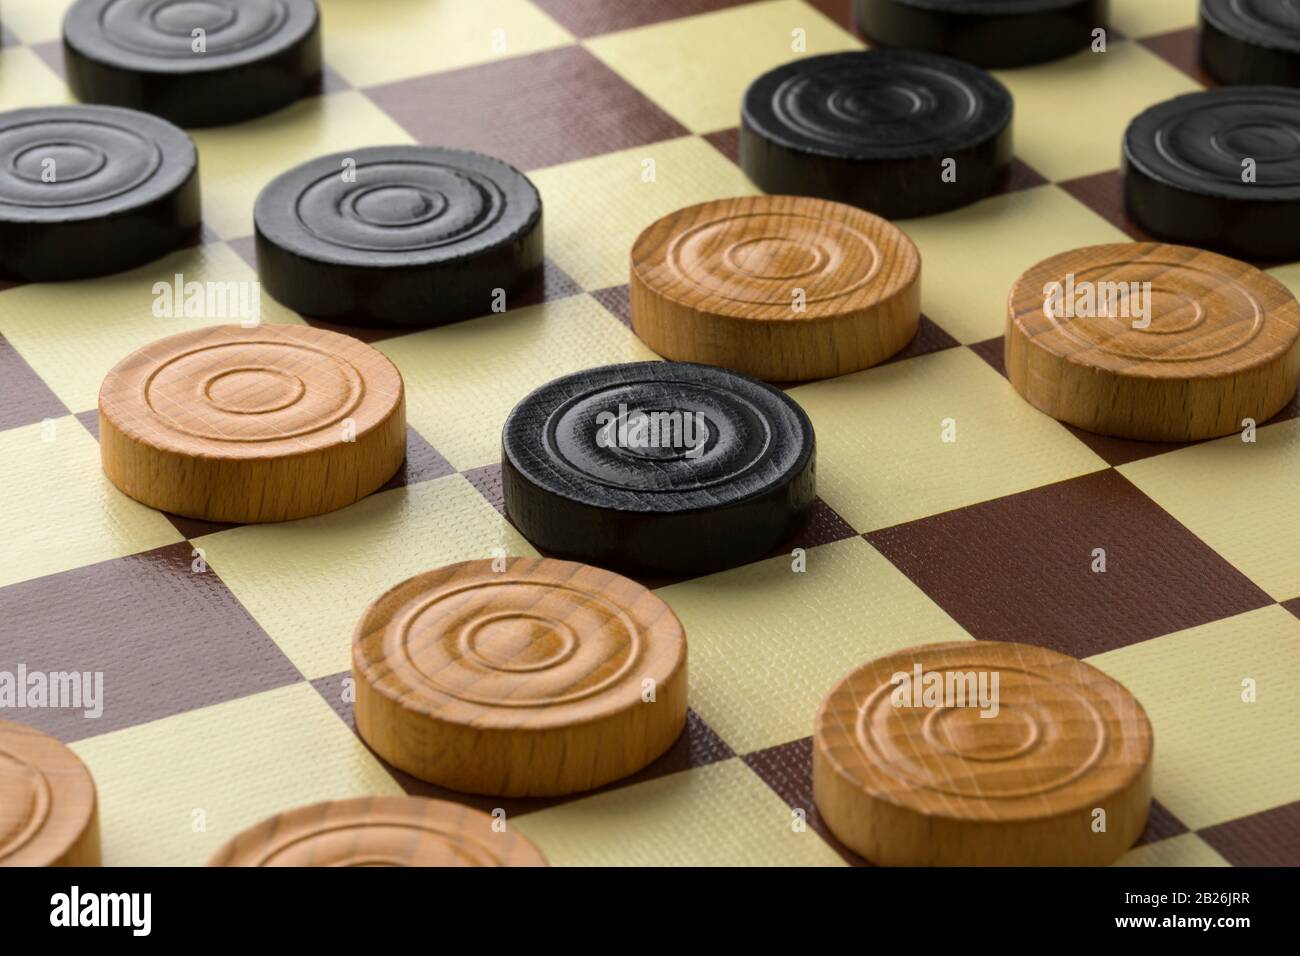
xmin=0 ymin=0 xmax=1297 ymax=867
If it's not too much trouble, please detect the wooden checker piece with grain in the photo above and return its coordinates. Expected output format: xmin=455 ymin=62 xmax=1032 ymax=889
xmin=502 ymin=361 xmax=815 ymax=575
xmin=1124 ymin=87 xmax=1300 ymax=261
xmin=0 ymin=104 xmax=198 ymax=281
xmin=1006 ymin=242 xmax=1300 ymax=441
xmin=1 ymin=720 xmax=100 ymax=867
xmin=741 ymin=50 xmax=1013 ymax=219
xmin=813 ymin=642 xmax=1153 ymax=867
xmin=853 ymin=0 xmax=1105 ymax=68
xmin=208 ymin=796 xmax=547 ymax=867
xmin=353 ymin=558 xmax=687 ymax=798
xmin=99 ymin=323 xmax=406 ymax=523
xmin=63 ymin=0 xmax=321 ymax=127
xmin=631 ymin=195 xmax=920 ymax=382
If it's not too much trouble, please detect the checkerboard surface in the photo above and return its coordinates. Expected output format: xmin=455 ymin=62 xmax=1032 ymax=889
xmin=1 ymin=0 xmax=1297 ymax=867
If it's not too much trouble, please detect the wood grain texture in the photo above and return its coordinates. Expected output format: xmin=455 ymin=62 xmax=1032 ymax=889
xmin=0 ymin=720 xmax=100 ymax=867
xmin=99 ymin=323 xmax=406 ymax=523
xmin=630 ymin=195 xmax=921 ymax=381
xmin=1006 ymin=243 xmax=1300 ymax=441
xmin=353 ymin=557 xmax=688 ymax=797
xmin=813 ymin=641 xmax=1153 ymax=866
xmin=207 ymin=796 xmax=548 ymax=867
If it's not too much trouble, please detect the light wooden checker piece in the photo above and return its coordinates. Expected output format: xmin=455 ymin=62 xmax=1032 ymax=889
xmin=813 ymin=642 xmax=1153 ymax=867
xmin=207 ymin=796 xmax=547 ymax=867
xmin=99 ymin=324 xmax=406 ymax=523
xmin=630 ymin=195 xmax=921 ymax=382
xmin=0 ymin=720 xmax=100 ymax=867
xmin=353 ymin=557 xmax=688 ymax=797
xmin=1007 ymin=243 xmax=1300 ymax=442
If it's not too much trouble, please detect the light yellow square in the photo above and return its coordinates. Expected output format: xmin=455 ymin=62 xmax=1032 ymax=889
xmin=657 ymin=537 xmax=972 ymax=754
xmin=515 ymin=758 xmax=845 ymax=866
xmin=1115 ymin=834 xmax=1230 ymax=868
xmin=1110 ymin=0 xmax=1199 ymax=39
xmin=529 ymin=135 xmax=757 ymax=291
xmin=900 ymin=184 xmax=1128 ymax=343
xmin=1089 ymin=605 xmax=1300 ymax=831
xmin=0 ymin=243 xmax=303 ymax=414
xmin=318 ymin=0 xmax=573 ymax=88
xmin=789 ymin=347 xmax=1107 ymax=532
xmin=992 ymin=41 xmax=1201 ymax=181
xmin=1120 ymin=419 xmax=1300 ymax=601
xmin=1267 ymin=260 xmax=1300 ymax=303
xmin=72 ymin=683 xmax=402 ymax=866
xmin=586 ymin=0 xmax=861 ymax=134
xmin=190 ymin=90 xmax=413 ymax=238
xmin=196 ymin=475 xmax=535 ymax=680
xmin=0 ymin=418 xmax=182 ymax=589
xmin=378 ymin=294 xmax=658 ymax=471
xmin=1 ymin=0 xmax=72 ymax=43
xmin=0 ymin=46 xmax=70 ymax=111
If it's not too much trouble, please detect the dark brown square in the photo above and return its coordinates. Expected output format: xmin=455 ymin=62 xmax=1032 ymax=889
xmin=1133 ymin=799 xmax=1190 ymax=847
xmin=994 ymin=157 xmax=1051 ymax=196
xmin=0 ymin=543 xmax=300 ymax=741
xmin=773 ymin=497 xmax=859 ymax=552
xmin=804 ymin=0 xmax=856 ymax=34
xmin=969 ymin=336 xmax=1006 ymax=377
xmin=31 ymin=40 xmax=63 ymax=79
xmin=75 ymin=408 xmax=99 ymax=440
xmin=1284 ymin=597 xmax=1300 ymax=620
xmin=1139 ymin=28 xmax=1216 ymax=88
xmin=1059 ymin=170 xmax=1153 ymax=242
xmin=531 ymin=0 xmax=755 ymax=37
xmin=1199 ymin=800 xmax=1300 ymax=866
xmin=884 ymin=315 xmax=960 ymax=366
xmin=866 ymin=469 xmax=1273 ymax=656
xmin=378 ymin=425 xmax=455 ymax=492
xmin=590 ymin=284 xmax=631 ymax=327
xmin=464 ymin=462 xmax=506 ymax=516
xmin=0 ymin=334 xmax=67 ymax=431
xmin=703 ymin=127 xmax=740 ymax=164
xmin=364 ymin=46 xmax=689 ymax=171
xmin=743 ymin=737 xmax=869 ymax=865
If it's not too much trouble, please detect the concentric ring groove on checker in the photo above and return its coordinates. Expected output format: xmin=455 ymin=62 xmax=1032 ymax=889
xmin=64 ymin=0 xmax=318 ymax=71
xmin=353 ymin=558 xmax=688 ymax=796
xmin=0 ymin=105 xmax=198 ymax=279
xmin=1006 ymin=242 xmax=1300 ymax=440
xmin=254 ymin=145 xmax=542 ymax=326
xmin=744 ymin=50 xmax=1009 ymax=160
xmin=207 ymin=797 xmax=548 ymax=867
xmin=813 ymin=642 xmax=1153 ymax=866
xmin=0 ymin=721 xmax=100 ymax=867
xmin=98 ymin=323 xmax=407 ymax=522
